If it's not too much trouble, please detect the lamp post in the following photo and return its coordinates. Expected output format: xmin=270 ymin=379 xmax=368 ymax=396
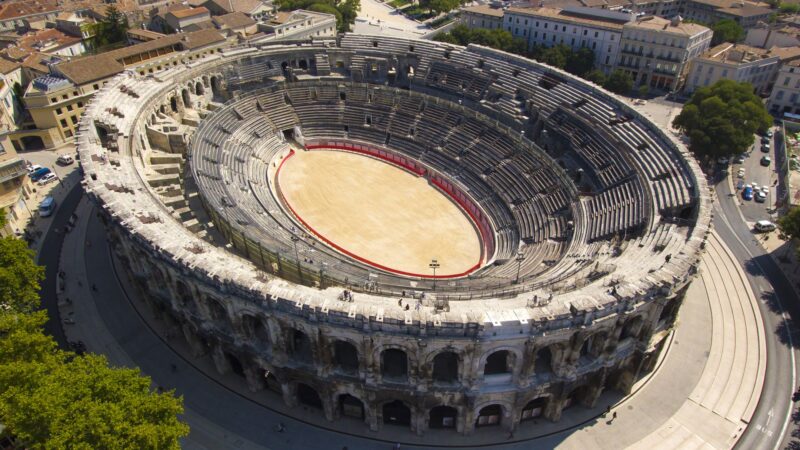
xmin=291 ymin=235 xmax=304 ymax=284
xmin=429 ymin=259 xmax=440 ymax=291
xmin=515 ymin=251 xmax=526 ymax=284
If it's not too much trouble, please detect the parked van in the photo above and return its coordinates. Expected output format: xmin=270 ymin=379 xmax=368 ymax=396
xmin=39 ymin=196 xmax=56 ymax=217
xmin=754 ymin=220 xmax=776 ymax=232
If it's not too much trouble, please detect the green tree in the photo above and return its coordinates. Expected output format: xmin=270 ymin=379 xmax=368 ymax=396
xmin=539 ymin=44 xmax=569 ymax=69
xmin=0 ymin=236 xmax=44 ymax=313
xmin=603 ymin=70 xmax=633 ymax=95
xmin=779 ymin=3 xmax=800 ymax=13
xmin=565 ymin=47 xmax=595 ymax=77
xmin=672 ymin=79 xmax=771 ymax=159
xmin=637 ymin=84 xmax=650 ymax=98
xmin=583 ymin=69 xmax=606 ymax=85
xmin=711 ymin=19 xmax=744 ymax=45
xmin=778 ymin=206 xmax=800 ymax=242
xmin=0 ymin=208 xmax=6 ymax=229
xmin=308 ymin=3 xmax=343 ymax=30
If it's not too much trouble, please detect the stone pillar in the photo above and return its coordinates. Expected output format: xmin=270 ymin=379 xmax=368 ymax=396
xmin=545 ymin=395 xmax=565 ymax=422
xmin=282 ymin=382 xmax=297 ymax=407
xmin=243 ymin=365 xmax=266 ymax=392
xmin=463 ymin=408 xmax=476 ymax=435
xmin=211 ymin=344 xmax=231 ymax=375
xmin=413 ymin=406 xmax=425 ymax=436
xmin=322 ymin=391 xmax=335 ymax=422
xmin=366 ymin=401 xmax=379 ymax=431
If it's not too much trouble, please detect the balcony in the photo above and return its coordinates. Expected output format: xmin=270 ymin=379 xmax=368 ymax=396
xmin=0 ymin=157 xmax=26 ymax=184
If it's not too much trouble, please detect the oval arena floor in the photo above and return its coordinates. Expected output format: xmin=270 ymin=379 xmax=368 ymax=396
xmin=275 ymin=148 xmax=483 ymax=278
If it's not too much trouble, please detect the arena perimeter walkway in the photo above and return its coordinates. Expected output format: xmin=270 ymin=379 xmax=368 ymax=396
xmin=54 ymin=196 xmax=765 ymax=449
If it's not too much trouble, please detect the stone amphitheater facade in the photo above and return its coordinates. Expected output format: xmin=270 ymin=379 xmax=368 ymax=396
xmin=77 ymin=34 xmax=712 ymax=435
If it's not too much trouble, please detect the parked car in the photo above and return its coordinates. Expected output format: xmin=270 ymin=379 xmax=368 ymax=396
xmin=755 ymin=191 xmax=767 ymax=203
xmin=38 ymin=196 xmax=56 ymax=217
xmin=26 ymin=164 xmax=42 ymax=174
xmin=743 ymin=186 xmax=754 ymax=200
xmin=734 ymin=154 xmax=746 ymax=164
xmin=754 ymin=220 xmax=776 ymax=232
xmin=56 ymin=154 xmax=74 ymax=165
xmin=37 ymin=173 xmax=57 ymax=186
xmin=717 ymin=156 xmax=730 ymax=165
xmin=737 ymin=168 xmax=746 ymax=178
xmin=761 ymin=136 xmax=770 ymax=145
xmin=761 ymin=156 xmax=772 ymax=166
xmin=30 ymin=167 xmax=51 ymax=182
xmin=736 ymin=180 xmax=745 ymax=190
xmin=767 ymin=129 xmax=774 ymax=138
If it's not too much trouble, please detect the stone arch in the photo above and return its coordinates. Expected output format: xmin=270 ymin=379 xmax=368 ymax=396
xmin=241 ymin=314 xmax=271 ymax=350
xmin=432 ymin=351 xmax=460 ymax=384
xmin=195 ymin=81 xmax=204 ymax=96
xmin=210 ymin=75 xmax=221 ymax=97
xmin=337 ymin=393 xmax=365 ymax=420
xmin=333 ymin=340 xmax=359 ymax=375
xmin=289 ymin=328 xmax=313 ymax=363
xmin=206 ymin=295 xmax=229 ymax=329
xmin=483 ymin=349 xmax=516 ymax=376
xmin=299 ymin=59 xmax=308 ymax=70
xmin=170 ymin=96 xmax=178 ymax=113
xmin=475 ymin=404 xmax=505 ymax=427
xmin=382 ymin=399 xmax=412 ymax=427
xmin=520 ymin=396 xmax=549 ymax=421
xmin=224 ymin=351 xmax=245 ymax=377
xmin=429 ymin=405 xmax=458 ymax=429
xmin=181 ymin=88 xmax=191 ymax=108
xmin=175 ymin=280 xmax=198 ymax=315
xmin=296 ymin=383 xmax=323 ymax=409
xmin=585 ymin=331 xmax=609 ymax=358
xmin=534 ymin=346 xmax=554 ymax=375
xmin=620 ymin=316 xmax=645 ymax=341
xmin=564 ymin=384 xmax=592 ymax=409
xmin=381 ymin=348 xmax=408 ymax=382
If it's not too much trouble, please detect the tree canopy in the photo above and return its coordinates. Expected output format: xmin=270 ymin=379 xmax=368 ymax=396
xmin=419 ymin=0 xmax=461 ymax=15
xmin=602 ymin=70 xmax=634 ymax=95
xmin=277 ymin=0 xmax=359 ymax=32
xmin=672 ymin=79 xmax=771 ymax=159
xmin=433 ymin=25 xmax=527 ymax=54
xmin=90 ymin=6 xmax=129 ymax=48
xmin=711 ymin=19 xmax=744 ymax=46
xmin=0 ymin=235 xmax=188 ymax=447
xmin=778 ymin=206 xmax=800 ymax=243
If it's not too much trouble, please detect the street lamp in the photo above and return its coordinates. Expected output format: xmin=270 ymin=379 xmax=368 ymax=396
xmin=515 ymin=251 xmax=526 ymax=284
xmin=429 ymin=259 xmax=440 ymax=291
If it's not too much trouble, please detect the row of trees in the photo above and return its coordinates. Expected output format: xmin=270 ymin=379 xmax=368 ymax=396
xmin=417 ymin=0 xmax=464 ymax=17
xmin=0 ymin=211 xmax=189 ymax=447
xmin=433 ymin=26 xmax=637 ymax=95
xmin=276 ymin=0 xmax=360 ymax=32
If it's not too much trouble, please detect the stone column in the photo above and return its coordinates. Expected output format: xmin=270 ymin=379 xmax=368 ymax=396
xmin=182 ymin=323 xmax=207 ymax=357
xmin=243 ymin=365 xmax=266 ymax=393
xmin=211 ymin=344 xmax=232 ymax=375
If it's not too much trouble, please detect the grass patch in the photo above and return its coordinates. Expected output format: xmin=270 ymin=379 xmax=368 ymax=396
xmin=389 ymin=0 xmax=411 ymax=8
xmin=429 ymin=14 xmax=457 ymax=28
xmin=401 ymin=5 xmax=437 ymax=20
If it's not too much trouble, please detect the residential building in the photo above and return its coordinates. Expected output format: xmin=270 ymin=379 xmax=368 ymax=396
xmin=213 ymin=12 xmax=258 ymax=37
xmin=684 ymin=43 xmax=790 ymax=94
xmin=0 ymin=0 xmax=61 ymax=33
xmin=166 ymin=7 xmax=213 ymax=33
xmin=55 ymin=11 xmax=98 ymax=40
xmin=10 ymin=29 xmax=228 ymax=152
xmin=768 ymin=60 xmax=800 ymax=116
xmin=203 ymin=0 xmax=272 ymax=21
xmin=461 ymin=5 xmax=505 ymax=31
xmin=0 ymin=134 xmax=32 ymax=237
xmin=678 ymin=0 xmax=771 ymax=29
xmin=252 ymin=10 xmax=337 ymax=43
xmin=7 ymin=28 xmax=86 ymax=58
xmin=504 ymin=6 xmax=633 ymax=73
xmin=617 ymin=15 xmax=712 ymax=90
xmin=745 ymin=24 xmax=800 ymax=49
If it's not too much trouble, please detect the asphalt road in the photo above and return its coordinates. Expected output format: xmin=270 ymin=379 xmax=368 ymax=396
xmin=730 ymin=135 xmax=779 ymax=223
xmin=714 ymin=170 xmax=800 ymax=450
xmin=36 ymin=182 xmax=83 ymax=348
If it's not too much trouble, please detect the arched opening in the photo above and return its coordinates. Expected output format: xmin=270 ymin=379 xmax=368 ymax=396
xmin=181 ymin=89 xmax=191 ymax=109
xmin=20 ymin=136 xmax=45 ymax=151
xmin=264 ymin=371 xmax=282 ymax=394
xmin=333 ymin=341 xmax=359 ymax=374
xmin=297 ymin=383 xmax=322 ymax=409
xmin=207 ymin=297 xmax=229 ymax=329
xmin=521 ymin=397 xmax=547 ymax=421
xmin=484 ymin=350 xmax=511 ymax=375
xmin=383 ymin=400 xmax=411 ymax=426
xmin=242 ymin=315 xmax=270 ymax=349
xmin=210 ymin=76 xmax=221 ymax=98
xmin=534 ymin=347 xmax=553 ymax=375
xmin=225 ymin=352 xmax=244 ymax=377
xmin=586 ymin=332 xmax=607 ymax=358
xmin=338 ymin=394 xmax=364 ymax=419
xmin=175 ymin=280 xmax=197 ymax=314
xmin=564 ymin=385 xmax=591 ymax=409
xmin=429 ymin=405 xmax=457 ymax=429
xmin=659 ymin=299 xmax=680 ymax=324
xmin=195 ymin=81 xmax=204 ymax=96
xmin=381 ymin=349 xmax=408 ymax=382
xmin=170 ymin=96 xmax=178 ymax=113
xmin=290 ymin=329 xmax=312 ymax=362
xmin=299 ymin=59 xmax=308 ymax=70
xmin=621 ymin=317 xmax=643 ymax=341
xmin=432 ymin=351 xmax=459 ymax=383
xmin=476 ymin=404 xmax=503 ymax=427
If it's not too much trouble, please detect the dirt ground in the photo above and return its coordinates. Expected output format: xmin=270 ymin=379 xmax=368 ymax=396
xmin=277 ymin=149 xmax=482 ymax=277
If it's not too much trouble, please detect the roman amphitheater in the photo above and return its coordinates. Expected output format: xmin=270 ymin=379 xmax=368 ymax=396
xmin=77 ymin=34 xmax=711 ymax=436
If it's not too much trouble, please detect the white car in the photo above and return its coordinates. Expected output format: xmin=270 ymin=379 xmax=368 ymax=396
xmin=56 ymin=154 xmax=74 ymax=165
xmin=761 ymin=186 xmax=770 ymax=195
xmin=754 ymin=220 xmax=776 ymax=232
xmin=27 ymin=164 xmax=42 ymax=174
xmin=37 ymin=173 xmax=57 ymax=186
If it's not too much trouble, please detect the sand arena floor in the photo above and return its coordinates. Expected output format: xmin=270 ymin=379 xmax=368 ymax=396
xmin=276 ymin=149 xmax=483 ymax=277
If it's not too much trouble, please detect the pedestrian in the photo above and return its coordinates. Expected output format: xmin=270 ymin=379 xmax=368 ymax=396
xmin=398 ymin=299 xmax=402 ymax=307
xmin=612 ymin=411 xmax=617 ymax=421
xmin=91 ymin=284 xmax=97 ymax=292
xmin=405 ymin=304 xmax=410 ymax=311
xmin=507 ymin=430 xmax=514 ymax=440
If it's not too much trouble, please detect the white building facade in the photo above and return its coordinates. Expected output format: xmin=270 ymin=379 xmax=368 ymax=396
xmin=768 ymin=60 xmax=800 ymax=116
xmin=504 ymin=7 xmax=632 ymax=73
xmin=684 ymin=43 xmax=780 ymax=94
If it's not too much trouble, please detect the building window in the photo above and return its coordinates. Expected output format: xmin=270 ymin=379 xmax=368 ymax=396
xmin=60 ymin=119 xmax=68 ymax=128
xmin=77 ymin=101 xmax=83 ymax=108
xmin=56 ymin=108 xmax=62 ymax=115
xmin=776 ymin=90 xmax=785 ymax=100
xmin=67 ymin=104 xmax=73 ymax=111
xmin=70 ymin=116 xmax=78 ymax=125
